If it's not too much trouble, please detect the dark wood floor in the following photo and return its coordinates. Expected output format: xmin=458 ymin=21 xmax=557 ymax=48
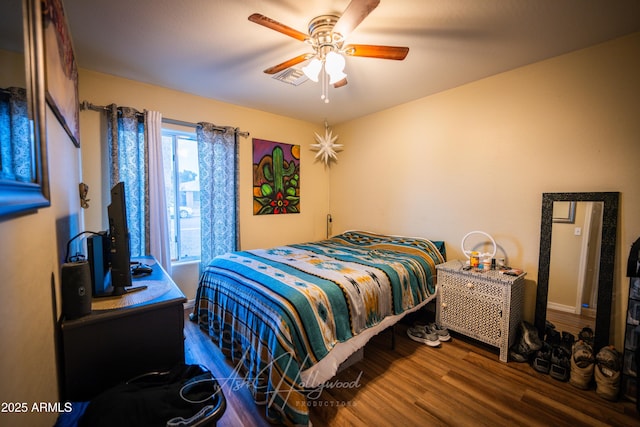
xmin=183 ymin=309 xmax=639 ymax=426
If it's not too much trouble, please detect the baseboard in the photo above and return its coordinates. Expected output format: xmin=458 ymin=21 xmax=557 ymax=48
xmin=547 ymin=301 xmax=576 ymax=314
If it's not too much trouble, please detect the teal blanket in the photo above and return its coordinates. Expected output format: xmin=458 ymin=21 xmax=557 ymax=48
xmin=194 ymin=231 xmax=445 ymax=425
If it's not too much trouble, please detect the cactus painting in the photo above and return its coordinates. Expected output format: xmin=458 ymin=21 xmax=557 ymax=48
xmin=253 ymin=138 xmax=300 ymax=215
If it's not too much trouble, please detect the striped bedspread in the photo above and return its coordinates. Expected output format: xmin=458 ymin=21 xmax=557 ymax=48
xmin=193 ymin=231 xmax=445 ymax=426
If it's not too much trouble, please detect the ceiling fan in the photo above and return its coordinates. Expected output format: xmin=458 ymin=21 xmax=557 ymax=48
xmin=248 ymin=0 xmax=409 ymax=102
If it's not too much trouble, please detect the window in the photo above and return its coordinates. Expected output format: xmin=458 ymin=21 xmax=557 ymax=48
xmin=162 ymin=129 xmax=201 ymax=262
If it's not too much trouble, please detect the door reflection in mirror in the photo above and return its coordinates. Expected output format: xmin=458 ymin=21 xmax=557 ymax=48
xmin=547 ymin=202 xmax=604 ymax=337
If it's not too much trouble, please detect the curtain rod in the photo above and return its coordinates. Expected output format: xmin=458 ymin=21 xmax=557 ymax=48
xmin=79 ymin=100 xmax=249 ymax=138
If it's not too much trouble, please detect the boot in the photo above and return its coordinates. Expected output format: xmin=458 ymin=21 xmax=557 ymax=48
xmin=594 ymin=345 xmax=621 ymax=401
xmin=569 ymin=340 xmax=594 ymax=389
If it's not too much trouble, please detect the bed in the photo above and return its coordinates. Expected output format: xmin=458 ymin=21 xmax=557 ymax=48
xmin=192 ymin=230 xmax=446 ymax=425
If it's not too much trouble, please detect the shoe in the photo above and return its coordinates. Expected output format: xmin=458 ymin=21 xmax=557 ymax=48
xmin=509 ymin=341 xmax=530 ymax=363
xmin=578 ymin=327 xmax=594 ymax=346
xmin=519 ymin=321 xmax=542 ymax=353
xmin=560 ymin=331 xmax=575 ymax=353
xmin=413 ymin=322 xmax=451 ymax=342
xmin=509 ymin=321 xmax=542 ymax=362
xmin=594 ymin=346 xmax=621 ymax=401
xmin=545 ymin=328 xmax=561 ymax=348
xmin=407 ymin=326 xmax=440 ymax=347
xmin=569 ymin=340 xmax=594 ymax=389
xmin=549 ymin=346 xmax=571 ymax=381
xmin=532 ymin=342 xmax=552 ymax=374
xmin=545 ymin=320 xmax=556 ymax=332
xmin=423 ymin=323 xmax=451 ymax=342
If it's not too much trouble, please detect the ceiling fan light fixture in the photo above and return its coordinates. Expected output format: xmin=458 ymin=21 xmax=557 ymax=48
xmin=302 ymin=57 xmax=322 ymax=82
xmin=328 ymin=69 xmax=347 ymax=85
xmin=325 ymin=51 xmax=345 ymax=74
xmin=325 ymin=50 xmax=347 ymax=85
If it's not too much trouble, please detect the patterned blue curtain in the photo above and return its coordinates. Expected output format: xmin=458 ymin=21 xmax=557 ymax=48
xmin=107 ymin=104 xmax=149 ymax=257
xmin=197 ymin=123 xmax=239 ymax=271
xmin=0 ymin=87 xmax=32 ymax=182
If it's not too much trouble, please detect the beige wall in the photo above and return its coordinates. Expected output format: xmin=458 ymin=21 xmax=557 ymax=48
xmin=330 ymin=32 xmax=640 ymax=348
xmin=0 ymin=108 xmax=83 ymax=425
xmin=0 ymin=50 xmax=26 ymax=86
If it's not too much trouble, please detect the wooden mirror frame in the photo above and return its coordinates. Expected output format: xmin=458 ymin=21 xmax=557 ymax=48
xmin=0 ymin=0 xmax=49 ymax=217
xmin=534 ymin=192 xmax=619 ymax=352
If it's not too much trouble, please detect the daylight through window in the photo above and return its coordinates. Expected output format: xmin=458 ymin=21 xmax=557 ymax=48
xmin=162 ymin=129 xmax=201 ymax=262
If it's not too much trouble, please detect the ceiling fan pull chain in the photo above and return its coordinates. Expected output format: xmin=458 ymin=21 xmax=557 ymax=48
xmin=321 ymin=63 xmax=329 ymax=103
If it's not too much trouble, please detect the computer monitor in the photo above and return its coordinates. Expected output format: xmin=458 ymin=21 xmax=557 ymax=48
xmin=88 ymin=182 xmax=146 ymax=298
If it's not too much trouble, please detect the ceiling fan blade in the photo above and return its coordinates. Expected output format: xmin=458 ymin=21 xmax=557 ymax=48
xmin=333 ymin=0 xmax=380 ymax=39
xmin=333 ymin=78 xmax=348 ymax=88
xmin=343 ymin=44 xmax=409 ymax=60
xmin=263 ymin=53 xmax=314 ymax=74
xmin=248 ymin=13 xmax=308 ymax=42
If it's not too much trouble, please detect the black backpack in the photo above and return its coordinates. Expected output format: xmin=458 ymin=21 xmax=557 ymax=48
xmin=78 ymin=364 xmax=225 ymax=427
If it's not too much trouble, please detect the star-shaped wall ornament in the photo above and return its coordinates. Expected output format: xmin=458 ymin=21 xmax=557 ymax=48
xmin=311 ymin=122 xmax=343 ymax=166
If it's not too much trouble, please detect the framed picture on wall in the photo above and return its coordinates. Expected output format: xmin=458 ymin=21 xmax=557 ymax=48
xmin=42 ymin=0 xmax=80 ymax=147
xmin=252 ymin=138 xmax=300 ymax=215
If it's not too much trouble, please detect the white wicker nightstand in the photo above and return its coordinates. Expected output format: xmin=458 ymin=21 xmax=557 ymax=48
xmin=436 ymin=260 xmax=526 ymax=362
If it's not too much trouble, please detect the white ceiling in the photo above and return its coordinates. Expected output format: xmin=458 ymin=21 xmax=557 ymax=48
xmin=63 ymin=0 xmax=640 ymax=125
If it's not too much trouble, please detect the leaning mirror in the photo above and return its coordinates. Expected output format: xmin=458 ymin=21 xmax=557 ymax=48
xmin=0 ymin=0 xmax=49 ymax=217
xmin=535 ymin=192 xmax=619 ymax=352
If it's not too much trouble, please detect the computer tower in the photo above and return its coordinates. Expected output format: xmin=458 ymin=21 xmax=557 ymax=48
xmin=88 ymin=231 xmax=110 ymax=296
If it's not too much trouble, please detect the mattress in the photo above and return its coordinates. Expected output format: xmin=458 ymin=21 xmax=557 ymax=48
xmin=193 ymin=230 xmax=446 ymax=425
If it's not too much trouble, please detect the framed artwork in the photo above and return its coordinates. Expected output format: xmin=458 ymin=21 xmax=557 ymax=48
xmin=42 ymin=0 xmax=80 ymax=147
xmin=552 ymin=201 xmax=576 ymax=223
xmin=252 ymin=138 xmax=300 ymax=215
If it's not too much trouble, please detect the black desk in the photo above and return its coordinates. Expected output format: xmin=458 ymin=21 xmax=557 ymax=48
xmin=60 ymin=256 xmax=186 ymax=401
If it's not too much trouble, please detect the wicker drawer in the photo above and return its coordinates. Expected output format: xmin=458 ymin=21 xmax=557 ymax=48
xmin=436 ymin=260 xmax=525 ymax=362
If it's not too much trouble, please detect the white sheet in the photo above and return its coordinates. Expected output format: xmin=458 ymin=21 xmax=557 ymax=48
xmin=299 ymin=285 xmax=438 ymax=388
